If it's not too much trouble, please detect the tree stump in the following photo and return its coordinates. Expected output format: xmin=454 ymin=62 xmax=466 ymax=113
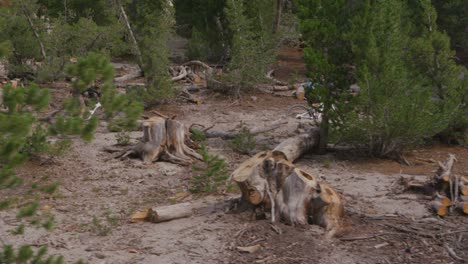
xmin=118 ymin=116 xmax=201 ymax=165
xmin=230 ymin=128 xmax=344 ymax=236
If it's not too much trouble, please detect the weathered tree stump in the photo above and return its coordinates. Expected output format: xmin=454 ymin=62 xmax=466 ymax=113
xmin=230 ymin=128 xmax=344 ymax=236
xmin=117 ymin=116 xmax=201 ymax=165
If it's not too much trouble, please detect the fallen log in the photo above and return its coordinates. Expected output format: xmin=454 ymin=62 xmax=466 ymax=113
xmin=273 ymin=128 xmax=320 ymax=162
xmin=112 ymin=116 xmax=201 ymax=165
xmin=148 ymin=202 xmax=192 ymax=223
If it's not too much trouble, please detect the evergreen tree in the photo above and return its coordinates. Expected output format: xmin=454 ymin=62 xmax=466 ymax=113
xmin=341 ymin=0 xmax=461 ymax=157
xmin=125 ymin=0 xmax=175 ymax=106
xmin=296 ymin=0 xmax=356 ymax=153
xmin=174 ymin=0 xmax=228 ymax=61
xmin=224 ymin=0 xmax=277 ymax=94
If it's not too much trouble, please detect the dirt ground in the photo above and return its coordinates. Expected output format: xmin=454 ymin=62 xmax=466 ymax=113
xmin=1 ymin=47 xmax=468 ymax=264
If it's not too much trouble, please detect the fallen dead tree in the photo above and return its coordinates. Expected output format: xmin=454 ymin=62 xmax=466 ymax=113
xmin=190 ymin=120 xmax=287 ymax=140
xmin=104 ymin=116 xmax=201 ymax=165
xmin=403 ymin=154 xmax=468 ymax=216
xmin=230 ymin=128 xmax=344 ymax=237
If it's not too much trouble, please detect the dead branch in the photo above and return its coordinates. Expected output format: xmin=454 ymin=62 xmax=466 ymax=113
xmin=190 ymin=120 xmax=288 ymax=140
xmin=171 ymin=66 xmax=188 ymax=82
xmin=266 ymin=69 xmax=288 ymax=86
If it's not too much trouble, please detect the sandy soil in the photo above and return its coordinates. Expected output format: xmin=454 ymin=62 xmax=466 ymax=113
xmin=1 ymin=47 xmax=467 ymax=264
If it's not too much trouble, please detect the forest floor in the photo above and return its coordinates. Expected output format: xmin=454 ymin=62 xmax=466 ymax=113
xmin=1 ymin=47 xmax=468 ymax=264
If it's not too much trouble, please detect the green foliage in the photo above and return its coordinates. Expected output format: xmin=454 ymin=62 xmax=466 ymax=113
xmin=0 ymin=245 xmax=64 ymax=264
xmin=90 ymin=211 xmax=119 ymax=236
xmin=115 ymin=131 xmax=131 ymax=146
xmin=296 ymin=0 xmax=356 ymax=152
xmin=174 ymin=0 xmax=228 ymax=61
xmin=431 ymin=0 xmax=467 ymax=54
xmin=64 ymin=52 xmax=143 ymax=132
xmin=190 ymin=128 xmax=206 ymax=143
xmin=190 ymin=144 xmax=229 ymax=193
xmin=126 ymin=0 xmax=175 ymax=106
xmin=229 ymin=126 xmax=256 ymax=155
xmin=223 ymin=0 xmax=277 ymax=93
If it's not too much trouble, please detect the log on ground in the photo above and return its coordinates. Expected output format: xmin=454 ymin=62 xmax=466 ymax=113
xmin=148 ymin=202 xmax=192 ymax=223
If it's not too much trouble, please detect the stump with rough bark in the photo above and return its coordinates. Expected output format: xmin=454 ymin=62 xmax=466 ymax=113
xmin=118 ymin=116 xmax=201 ymax=165
xmin=230 ymin=128 xmax=344 ymax=235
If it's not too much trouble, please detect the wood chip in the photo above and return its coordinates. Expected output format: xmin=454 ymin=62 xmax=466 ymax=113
xmin=374 ymin=242 xmax=389 ymax=249
xmin=237 ymin=244 xmax=261 ymax=253
xmin=130 ymin=209 xmax=150 ymax=222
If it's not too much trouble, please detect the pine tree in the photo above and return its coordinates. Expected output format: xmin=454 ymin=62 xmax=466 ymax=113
xmin=341 ymin=0 xmax=457 ymax=157
xmin=224 ymin=0 xmax=277 ymax=95
xmin=296 ymin=0 xmax=355 ymax=153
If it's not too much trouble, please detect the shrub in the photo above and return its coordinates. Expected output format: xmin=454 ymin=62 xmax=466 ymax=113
xmin=190 ymin=144 xmax=229 ymax=193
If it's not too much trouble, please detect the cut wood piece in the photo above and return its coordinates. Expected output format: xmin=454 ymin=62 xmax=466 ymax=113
xmin=237 ymin=244 xmax=261 ymax=253
xmin=309 ymin=183 xmax=345 ymax=236
xmin=231 ymin=151 xmax=273 ymax=205
xmin=276 ymin=168 xmax=321 ymax=225
xmin=148 ymin=202 xmax=192 ymax=223
xmin=431 ymin=200 xmax=448 ymax=216
xmin=273 ymin=128 xmax=320 ymax=162
xmin=458 ymin=202 xmax=468 ymax=214
xmin=131 ymin=209 xmax=150 ymax=222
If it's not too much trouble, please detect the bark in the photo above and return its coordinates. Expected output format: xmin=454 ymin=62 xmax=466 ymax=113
xmin=148 ymin=202 xmax=192 ymax=223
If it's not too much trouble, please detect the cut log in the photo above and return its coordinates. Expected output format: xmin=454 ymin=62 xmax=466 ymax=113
xmin=458 ymin=202 xmax=468 ymax=214
xmin=114 ymin=116 xmax=201 ymax=165
xmin=148 ymin=202 xmax=192 ymax=223
xmin=273 ymin=128 xmax=319 ymax=162
xmin=431 ymin=200 xmax=448 ymax=216
xmin=231 ymin=151 xmax=273 ymax=205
